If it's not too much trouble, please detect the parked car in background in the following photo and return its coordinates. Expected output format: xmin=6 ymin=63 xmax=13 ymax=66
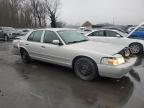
xmin=0 ymin=29 xmax=9 ymax=41
xmin=12 ymin=28 xmax=136 ymax=81
xmin=78 ymin=30 xmax=91 ymax=35
xmin=19 ymin=29 xmax=33 ymax=36
xmin=86 ymin=29 xmax=144 ymax=55
xmin=0 ymin=27 xmax=20 ymax=40
xmin=129 ymin=27 xmax=144 ymax=39
xmin=127 ymin=26 xmax=135 ymax=33
xmin=104 ymin=26 xmax=128 ymax=34
xmin=78 ymin=27 xmax=92 ymax=35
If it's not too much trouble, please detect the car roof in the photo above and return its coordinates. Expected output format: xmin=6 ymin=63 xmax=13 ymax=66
xmin=90 ymin=28 xmax=120 ymax=32
xmin=35 ymin=28 xmax=76 ymax=32
xmin=1 ymin=26 xmax=14 ymax=29
xmin=86 ymin=28 xmax=121 ymax=34
xmin=85 ymin=28 xmax=127 ymax=37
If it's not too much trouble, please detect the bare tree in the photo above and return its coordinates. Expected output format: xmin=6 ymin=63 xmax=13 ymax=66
xmin=45 ymin=0 xmax=61 ymax=28
xmin=30 ymin=0 xmax=47 ymax=27
xmin=30 ymin=0 xmax=38 ymax=27
xmin=35 ymin=1 xmax=47 ymax=27
xmin=9 ymin=0 xmax=23 ymax=27
xmin=56 ymin=21 xmax=66 ymax=28
xmin=22 ymin=1 xmax=33 ymax=27
xmin=0 ymin=0 xmax=61 ymax=28
xmin=0 ymin=0 xmax=11 ymax=26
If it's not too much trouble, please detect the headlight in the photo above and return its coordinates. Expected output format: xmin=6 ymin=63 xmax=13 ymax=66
xmin=101 ymin=57 xmax=125 ymax=66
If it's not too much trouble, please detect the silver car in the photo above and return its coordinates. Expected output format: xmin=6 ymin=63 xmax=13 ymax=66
xmin=12 ymin=28 xmax=136 ymax=81
xmin=86 ymin=29 xmax=144 ymax=55
xmin=86 ymin=23 xmax=144 ymax=55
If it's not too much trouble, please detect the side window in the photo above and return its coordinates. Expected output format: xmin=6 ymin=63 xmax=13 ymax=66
xmin=88 ymin=31 xmax=104 ymax=37
xmin=27 ymin=31 xmax=43 ymax=42
xmin=43 ymin=31 xmax=60 ymax=44
xmin=105 ymin=31 xmax=119 ymax=37
xmin=136 ymin=28 xmax=144 ymax=31
xmin=27 ymin=32 xmax=35 ymax=41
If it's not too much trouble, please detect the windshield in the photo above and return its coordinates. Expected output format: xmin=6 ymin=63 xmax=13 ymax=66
xmin=57 ymin=30 xmax=88 ymax=44
xmin=135 ymin=27 xmax=144 ymax=31
xmin=128 ymin=23 xmax=144 ymax=38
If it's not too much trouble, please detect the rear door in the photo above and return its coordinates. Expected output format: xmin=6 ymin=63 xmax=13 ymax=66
xmin=104 ymin=30 xmax=125 ymax=44
xmin=24 ymin=30 xmax=44 ymax=59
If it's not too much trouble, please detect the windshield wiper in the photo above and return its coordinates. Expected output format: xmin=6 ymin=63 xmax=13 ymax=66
xmin=67 ymin=39 xmax=88 ymax=44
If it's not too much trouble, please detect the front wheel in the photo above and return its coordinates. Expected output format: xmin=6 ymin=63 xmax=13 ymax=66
xmin=129 ymin=43 xmax=143 ymax=55
xmin=74 ymin=57 xmax=99 ymax=81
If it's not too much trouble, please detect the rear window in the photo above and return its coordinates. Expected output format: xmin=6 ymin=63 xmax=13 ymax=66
xmin=136 ymin=28 xmax=144 ymax=32
xmin=88 ymin=31 xmax=104 ymax=37
xmin=27 ymin=30 xmax=43 ymax=42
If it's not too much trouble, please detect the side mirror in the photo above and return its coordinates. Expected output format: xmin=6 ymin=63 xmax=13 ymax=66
xmin=52 ymin=40 xmax=62 ymax=45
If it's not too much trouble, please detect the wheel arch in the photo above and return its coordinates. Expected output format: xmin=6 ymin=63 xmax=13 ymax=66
xmin=20 ymin=47 xmax=28 ymax=54
xmin=72 ymin=55 xmax=99 ymax=70
xmin=129 ymin=42 xmax=143 ymax=46
xmin=129 ymin=42 xmax=143 ymax=50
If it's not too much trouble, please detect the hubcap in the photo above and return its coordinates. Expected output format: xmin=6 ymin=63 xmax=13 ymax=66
xmin=130 ymin=44 xmax=140 ymax=54
xmin=78 ymin=63 xmax=92 ymax=76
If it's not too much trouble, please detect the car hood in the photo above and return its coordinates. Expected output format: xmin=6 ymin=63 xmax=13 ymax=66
xmin=68 ymin=41 xmax=126 ymax=56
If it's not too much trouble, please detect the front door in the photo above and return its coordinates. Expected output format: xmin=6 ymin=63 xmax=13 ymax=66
xmin=41 ymin=30 xmax=67 ymax=65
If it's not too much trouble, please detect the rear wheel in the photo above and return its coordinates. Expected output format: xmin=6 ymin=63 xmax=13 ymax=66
xmin=74 ymin=57 xmax=99 ymax=81
xmin=20 ymin=49 xmax=31 ymax=63
xmin=4 ymin=35 xmax=9 ymax=41
xmin=129 ymin=43 xmax=143 ymax=55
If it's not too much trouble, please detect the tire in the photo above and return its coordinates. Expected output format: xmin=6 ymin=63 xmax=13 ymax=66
xmin=129 ymin=43 xmax=143 ymax=55
xmin=4 ymin=35 xmax=9 ymax=41
xmin=74 ymin=57 xmax=99 ymax=81
xmin=20 ymin=49 xmax=31 ymax=63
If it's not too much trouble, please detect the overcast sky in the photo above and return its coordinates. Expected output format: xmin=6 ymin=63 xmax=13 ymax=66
xmin=60 ymin=0 xmax=144 ymax=25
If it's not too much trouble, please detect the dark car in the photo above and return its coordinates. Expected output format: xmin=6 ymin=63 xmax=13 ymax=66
xmin=0 ymin=28 xmax=9 ymax=41
xmin=0 ymin=27 xmax=20 ymax=41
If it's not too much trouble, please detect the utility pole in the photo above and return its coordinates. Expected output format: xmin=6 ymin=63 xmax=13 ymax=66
xmin=112 ymin=17 xmax=115 ymax=25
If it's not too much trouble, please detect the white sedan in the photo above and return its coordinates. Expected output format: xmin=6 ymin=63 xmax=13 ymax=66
xmin=86 ymin=29 xmax=144 ymax=54
xmin=12 ymin=28 xmax=136 ymax=81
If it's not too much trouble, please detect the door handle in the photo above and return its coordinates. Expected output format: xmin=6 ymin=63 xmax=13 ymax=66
xmin=25 ymin=44 xmax=29 ymax=45
xmin=41 ymin=46 xmax=45 ymax=48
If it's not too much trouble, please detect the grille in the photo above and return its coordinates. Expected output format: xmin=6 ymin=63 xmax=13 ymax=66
xmin=119 ymin=47 xmax=131 ymax=58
